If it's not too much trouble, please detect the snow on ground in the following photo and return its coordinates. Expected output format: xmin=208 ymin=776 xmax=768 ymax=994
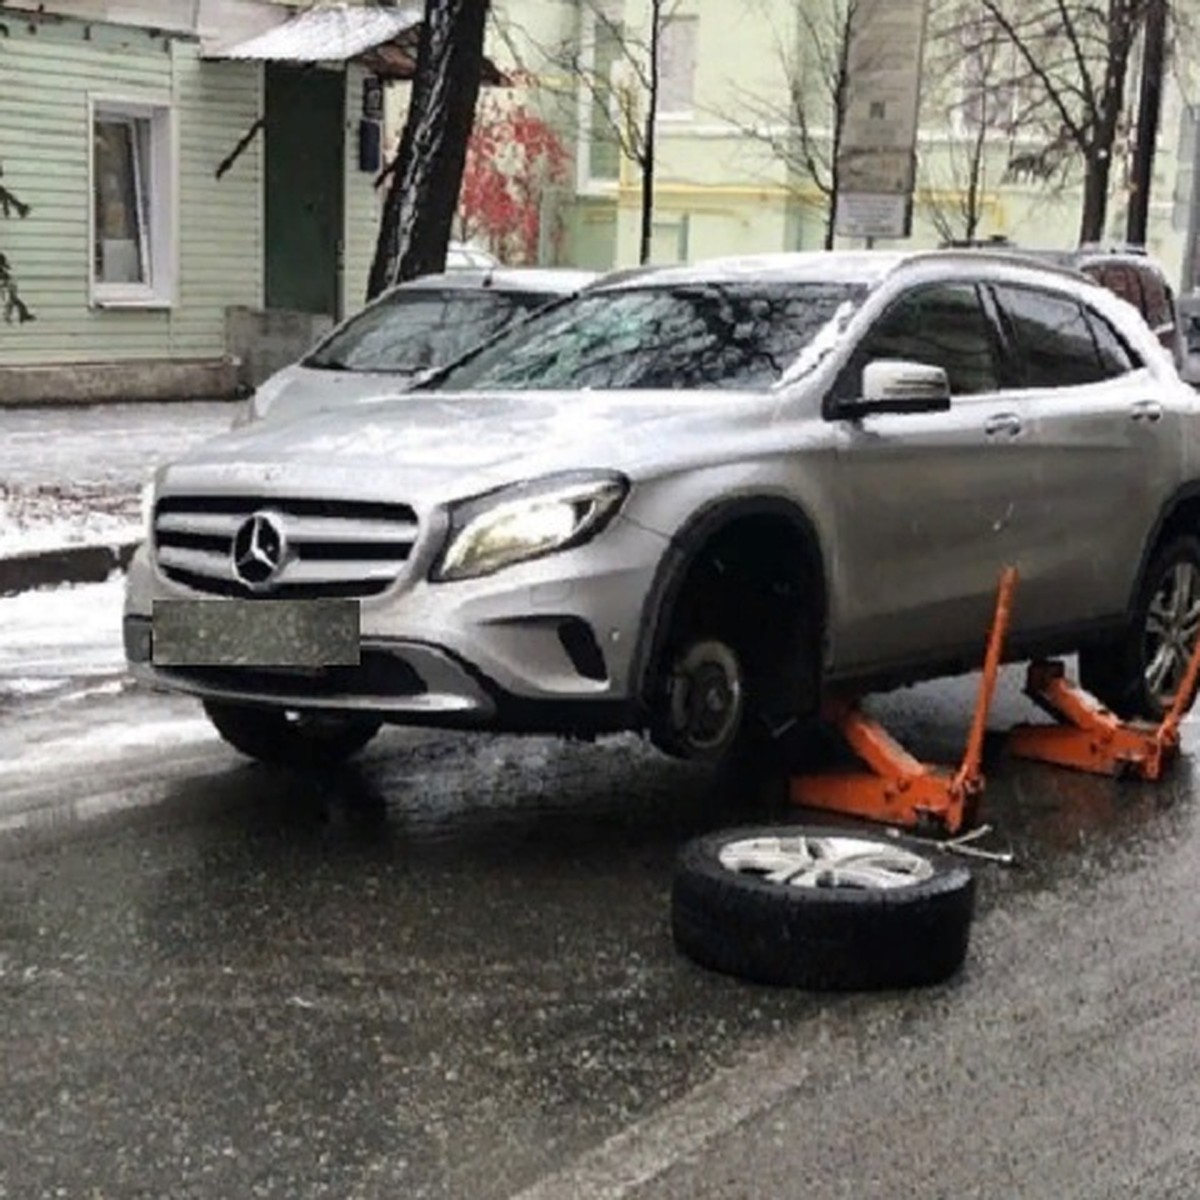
xmin=2 ymin=705 xmax=217 ymax=794
xmin=0 ymin=484 xmax=141 ymax=556
xmin=0 ymin=400 xmax=236 ymax=557
xmin=0 ymin=401 xmax=237 ymax=489
xmin=0 ymin=577 xmax=217 ymax=779
xmin=0 ymin=576 xmax=127 ymax=686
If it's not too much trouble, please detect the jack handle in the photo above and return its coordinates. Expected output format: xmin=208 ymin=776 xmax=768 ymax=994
xmin=954 ymin=566 xmax=1018 ymax=793
xmin=1158 ymin=613 xmax=1200 ymax=746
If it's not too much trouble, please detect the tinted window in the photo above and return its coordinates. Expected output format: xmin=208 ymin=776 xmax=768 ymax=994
xmin=993 ymin=285 xmax=1104 ymax=387
xmin=848 ymin=283 xmax=999 ymax=395
xmin=1084 ymin=308 xmax=1139 ymax=377
xmin=1139 ymin=267 xmax=1174 ymax=331
xmin=1084 ymin=263 xmax=1143 ymax=313
xmin=429 ymin=282 xmax=867 ymax=392
xmin=305 ymin=290 xmax=537 ymax=373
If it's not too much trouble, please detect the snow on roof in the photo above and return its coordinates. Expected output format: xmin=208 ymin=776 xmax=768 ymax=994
xmin=205 ymin=2 xmax=421 ymax=64
xmin=598 ymin=251 xmax=914 ymax=291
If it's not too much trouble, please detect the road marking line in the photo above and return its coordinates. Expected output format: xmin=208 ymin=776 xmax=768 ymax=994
xmin=508 ymin=1041 xmax=817 ymax=1200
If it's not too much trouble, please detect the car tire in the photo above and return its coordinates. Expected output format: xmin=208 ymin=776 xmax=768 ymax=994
xmin=671 ymin=825 xmax=975 ymax=990
xmin=203 ymin=700 xmax=382 ymax=766
xmin=1079 ymin=534 xmax=1200 ymax=721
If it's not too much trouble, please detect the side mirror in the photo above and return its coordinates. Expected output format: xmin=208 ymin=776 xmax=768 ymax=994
xmin=839 ymin=359 xmax=952 ymax=418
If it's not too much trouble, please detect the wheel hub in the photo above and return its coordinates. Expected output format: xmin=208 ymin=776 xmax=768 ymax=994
xmin=668 ymin=640 xmax=744 ymax=754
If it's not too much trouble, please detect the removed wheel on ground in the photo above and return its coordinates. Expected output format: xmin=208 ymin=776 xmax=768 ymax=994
xmin=671 ymin=825 xmax=975 ymax=990
xmin=203 ymin=700 xmax=382 ymax=766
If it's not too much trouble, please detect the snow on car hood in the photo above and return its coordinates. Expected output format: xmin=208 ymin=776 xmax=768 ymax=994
xmin=250 ymin=362 xmax=424 ymax=423
xmin=158 ymin=388 xmax=780 ymax=508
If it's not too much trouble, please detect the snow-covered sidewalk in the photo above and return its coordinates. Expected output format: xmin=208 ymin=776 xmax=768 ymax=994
xmin=0 ymin=484 xmax=142 ymax=559
xmin=0 ymin=576 xmax=127 ymax=697
xmin=0 ymin=577 xmax=217 ymax=780
xmin=0 ymin=400 xmax=236 ymax=560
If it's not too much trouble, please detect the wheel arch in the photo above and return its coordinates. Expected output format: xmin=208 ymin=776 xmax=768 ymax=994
xmin=630 ymin=495 xmax=829 ymax=712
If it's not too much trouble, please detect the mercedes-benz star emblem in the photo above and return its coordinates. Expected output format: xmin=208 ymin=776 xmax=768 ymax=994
xmin=231 ymin=512 xmax=287 ymax=589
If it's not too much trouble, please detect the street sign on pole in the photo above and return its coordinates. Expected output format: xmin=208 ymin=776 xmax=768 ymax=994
xmin=834 ymin=0 xmax=930 ymax=241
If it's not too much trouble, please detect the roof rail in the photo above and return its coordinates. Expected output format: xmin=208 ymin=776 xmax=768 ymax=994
xmin=913 ymin=246 xmax=1092 ymax=285
xmin=938 ymin=235 xmax=1015 ymax=249
xmin=1077 ymin=241 xmax=1148 ymax=256
xmin=585 ymin=263 xmax=665 ymax=290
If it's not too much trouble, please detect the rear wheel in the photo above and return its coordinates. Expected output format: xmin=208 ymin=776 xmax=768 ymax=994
xmin=1080 ymin=534 xmax=1200 ymax=719
xmin=203 ymin=700 xmax=382 ymax=766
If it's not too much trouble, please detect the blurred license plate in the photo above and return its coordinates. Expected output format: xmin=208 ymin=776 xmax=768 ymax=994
xmin=151 ymin=599 xmax=360 ymax=668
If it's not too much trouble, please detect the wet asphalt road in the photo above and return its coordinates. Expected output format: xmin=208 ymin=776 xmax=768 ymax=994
xmin=2 ymin=674 xmax=1199 ymax=1199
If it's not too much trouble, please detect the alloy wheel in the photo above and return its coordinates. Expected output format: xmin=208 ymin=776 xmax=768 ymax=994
xmin=1142 ymin=560 xmax=1200 ymax=708
xmin=716 ymin=834 xmax=935 ymax=890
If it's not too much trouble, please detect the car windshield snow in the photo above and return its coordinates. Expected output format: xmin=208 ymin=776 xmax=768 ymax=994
xmin=426 ymin=281 xmax=868 ymax=392
xmin=305 ymin=289 xmax=552 ymax=374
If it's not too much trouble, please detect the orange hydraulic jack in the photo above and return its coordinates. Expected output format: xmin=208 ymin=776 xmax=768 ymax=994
xmin=1008 ymin=633 xmax=1200 ymax=779
xmin=790 ymin=567 xmax=1018 ymax=836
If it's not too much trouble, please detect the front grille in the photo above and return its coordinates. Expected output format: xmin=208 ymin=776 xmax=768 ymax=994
xmin=153 ymin=495 xmax=419 ymax=599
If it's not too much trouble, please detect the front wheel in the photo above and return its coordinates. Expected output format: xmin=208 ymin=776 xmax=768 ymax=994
xmin=203 ymin=700 xmax=382 ymax=766
xmin=646 ymin=550 xmax=819 ymax=768
xmin=1079 ymin=534 xmax=1200 ymax=720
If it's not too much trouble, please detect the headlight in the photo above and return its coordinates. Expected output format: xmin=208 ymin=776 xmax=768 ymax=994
xmin=432 ymin=472 xmax=629 ymax=582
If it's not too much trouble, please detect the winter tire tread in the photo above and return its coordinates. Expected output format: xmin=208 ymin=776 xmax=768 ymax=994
xmin=670 ymin=825 xmax=975 ymax=990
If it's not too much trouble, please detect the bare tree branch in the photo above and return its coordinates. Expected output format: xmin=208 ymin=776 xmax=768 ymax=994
xmin=704 ymin=0 xmax=856 ymax=246
xmin=0 ymin=163 xmax=33 ymax=324
xmin=976 ymin=0 xmax=1156 ymax=241
xmin=505 ymin=0 xmax=681 ymax=263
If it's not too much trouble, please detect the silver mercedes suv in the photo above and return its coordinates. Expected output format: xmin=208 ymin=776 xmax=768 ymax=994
xmin=124 ymin=249 xmax=1200 ymax=768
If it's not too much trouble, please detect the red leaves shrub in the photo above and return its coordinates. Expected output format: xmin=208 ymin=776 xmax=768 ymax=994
xmin=458 ymin=93 xmax=570 ymax=264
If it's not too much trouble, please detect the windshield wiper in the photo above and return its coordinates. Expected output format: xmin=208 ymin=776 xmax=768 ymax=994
xmin=307 ymin=357 xmax=354 ymax=371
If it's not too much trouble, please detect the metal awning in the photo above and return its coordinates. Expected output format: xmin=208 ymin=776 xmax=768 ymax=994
xmin=202 ymin=2 xmax=505 ymax=83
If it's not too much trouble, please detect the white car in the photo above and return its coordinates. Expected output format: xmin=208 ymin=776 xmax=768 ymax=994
xmin=127 ymin=249 xmax=1200 ymax=787
xmin=237 ymin=267 xmax=597 ymax=426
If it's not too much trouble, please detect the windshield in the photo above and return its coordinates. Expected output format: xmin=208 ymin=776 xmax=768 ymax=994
xmin=305 ymin=289 xmax=552 ymax=373
xmin=427 ymin=282 xmax=868 ymax=391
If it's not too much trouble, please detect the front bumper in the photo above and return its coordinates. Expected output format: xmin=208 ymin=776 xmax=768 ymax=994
xmin=123 ymin=515 xmax=669 ymax=731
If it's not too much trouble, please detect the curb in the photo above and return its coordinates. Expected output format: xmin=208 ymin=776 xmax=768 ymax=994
xmin=0 ymin=395 xmax=246 ymax=411
xmin=0 ymin=542 xmax=140 ymax=598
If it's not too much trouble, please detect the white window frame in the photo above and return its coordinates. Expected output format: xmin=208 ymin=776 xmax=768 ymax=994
xmin=576 ymin=1 xmax=624 ymax=194
xmin=89 ymin=95 xmax=177 ymax=309
xmin=657 ymin=14 xmax=697 ymax=120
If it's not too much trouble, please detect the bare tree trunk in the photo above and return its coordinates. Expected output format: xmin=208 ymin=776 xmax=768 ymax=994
xmin=1127 ymin=0 xmax=1167 ymax=244
xmin=965 ymin=118 xmax=988 ymax=241
xmin=366 ymin=0 xmax=490 ymax=300
xmin=638 ymin=0 xmax=662 ymax=265
xmin=824 ymin=1 xmax=854 ymax=251
xmin=1079 ymin=150 xmax=1113 ymax=243
xmin=823 ymin=130 xmax=838 ymax=251
xmin=1080 ymin=68 xmax=1129 ymax=245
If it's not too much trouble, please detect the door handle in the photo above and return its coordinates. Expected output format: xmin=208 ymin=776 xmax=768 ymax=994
xmin=1130 ymin=399 xmax=1164 ymax=422
xmin=984 ymin=412 xmax=1023 ymax=437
